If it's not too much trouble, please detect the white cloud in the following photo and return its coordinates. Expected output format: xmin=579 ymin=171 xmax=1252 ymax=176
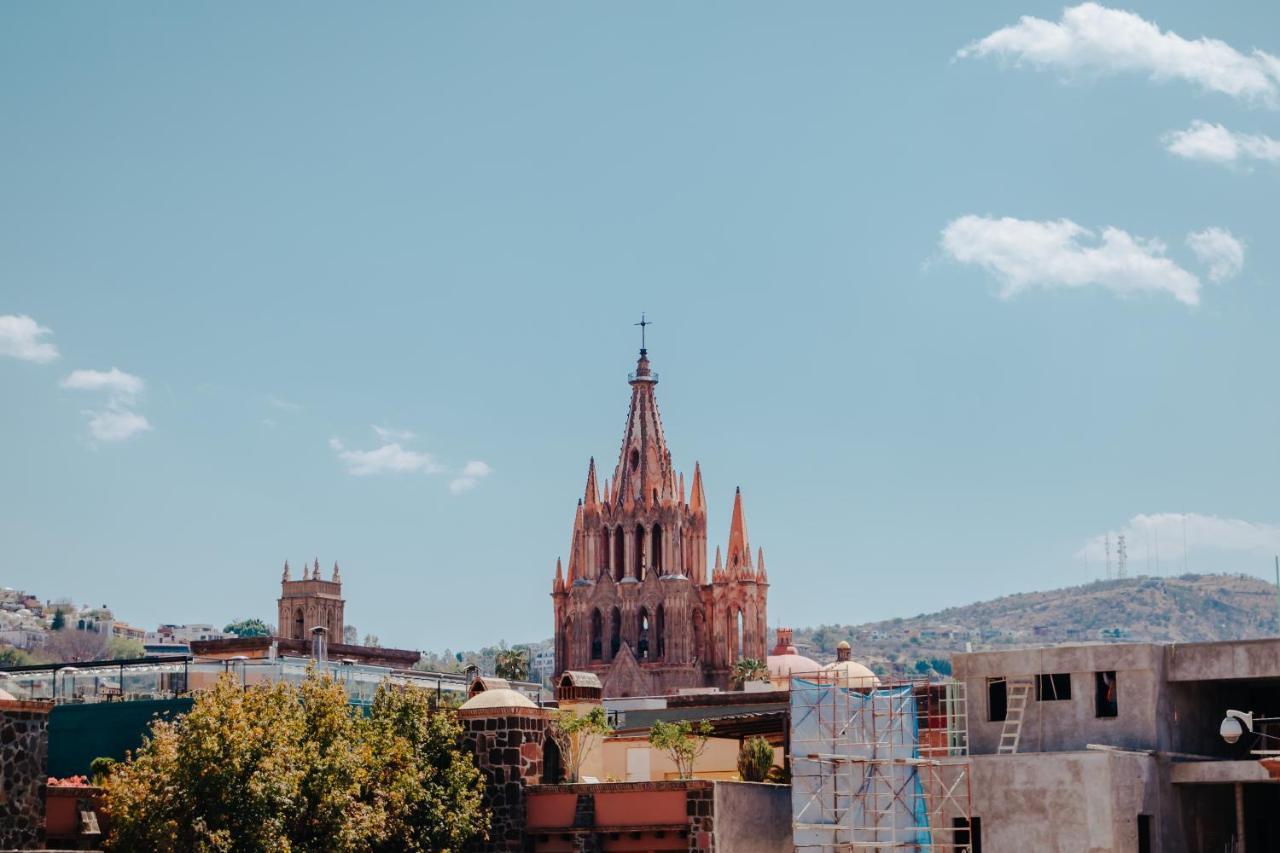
xmin=1186 ymin=227 xmax=1245 ymax=283
xmin=450 ymin=460 xmax=493 ymax=494
xmin=60 ymin=368 xmax=145 ymax=402
xmin=60 ymin=367 xmax=151 ymax=444
xmin=940 ymin=215 xmax=1202 ymax=305
xmin=0 ymin=314 xmax=59 ymax=363
xmin=1164 ymin=120 xmax=1280 ymax=166
xmin=329 ymin=436 xmax=441 ymax=476
xmin=84 ymin=409 xmax=152 ymax=443
xmin=958 ymin=3 xmax=1280 ymax=105
xmin=372 ymin=424 xmax=416 ymax=442
xmin=1079 ymin=513 xmax=1280 ymax=568
xmin=267 ymin=396 xmax=301 ymax=412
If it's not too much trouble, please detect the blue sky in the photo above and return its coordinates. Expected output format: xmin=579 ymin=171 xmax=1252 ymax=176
xmin=3 ymin=3 xmax=1279 ymax=651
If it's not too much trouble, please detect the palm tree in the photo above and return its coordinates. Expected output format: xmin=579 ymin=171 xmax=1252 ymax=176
xmin=732 ymin=657 xmax=769 ymax=688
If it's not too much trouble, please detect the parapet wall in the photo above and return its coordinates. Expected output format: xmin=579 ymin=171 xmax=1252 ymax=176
xmin=0 ymin=700 xmax=51 ymax=850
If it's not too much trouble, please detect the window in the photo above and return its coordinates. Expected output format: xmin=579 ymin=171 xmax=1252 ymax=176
xmin=987 ymin=678 xmax=1007 ymax=722
xmin=1035 ymin=672 xmax=1071 ymax=701
xmin=1095 ymin=671 xmax=1118 ymax=718
xmin=953 ymin=817 xmax=982 ymax=853
xmin=1137 ymin=814 xmax=1151 ymax=853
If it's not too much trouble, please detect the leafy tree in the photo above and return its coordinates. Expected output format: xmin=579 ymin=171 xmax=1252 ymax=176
xmin=223 ymin=618 xmax=271 ymax=638
xmin=736 ymin=736 xmax=775 ymax=782
xmin=648 ymin=719 xmax=713 ymax=781
xmin=548 ymin=706 xmax=610 ymax=783
xmin=731 ymin=658 xmax=769 ymax=688
xmin=367 ymin=684 xmax=487 ymax=851
xmin=42 ymin=627 xmax=108 ymax=663
xmin=344 ymin=624 xmax=359 ymax=645
xmin=50 ymin=608 xmax=66 ymax=631
xmin=89 ymin=756 xmax=117 ymax=785
xmin=108 ymin=637 xmax=145 ymax=660
xmin=494 ymin=646 xmax=528 ymax=682
xmin=929 ymin=657 xmax=953 ymax=676
xmin=0 ymin=645 xmax=34 ymax=667
xmin=102 ymin=671 xmax=488 ymax=852
xmin=363 ymin=634 xmax=382 ymax=648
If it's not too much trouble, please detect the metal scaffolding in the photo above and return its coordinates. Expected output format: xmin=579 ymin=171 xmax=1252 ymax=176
xmin=791 ymin=673 xmax=973 ymax=851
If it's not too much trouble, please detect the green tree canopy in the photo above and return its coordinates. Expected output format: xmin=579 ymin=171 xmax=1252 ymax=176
xmin=103 ymin=671 xmax=488 ymax=852
xmin=648 ymin=719 xmax=713 ymax=780
xmin=223 ymin=618 xmax=271 ymax=638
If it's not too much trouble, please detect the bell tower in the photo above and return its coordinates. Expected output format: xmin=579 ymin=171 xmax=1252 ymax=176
xmin=552 ymin=334 xmax=769 ymax=696
xmin=277 ymin=559 xmax=345 ymax=641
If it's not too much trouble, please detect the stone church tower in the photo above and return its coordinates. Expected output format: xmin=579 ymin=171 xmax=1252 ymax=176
xmin=278 ymin=559 xmax=344 ymax=641
xmin=551 ymin=347 xmax=768 ymax=696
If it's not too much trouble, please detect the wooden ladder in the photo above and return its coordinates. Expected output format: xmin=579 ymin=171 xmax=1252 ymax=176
xmin=997 ymin=677 xmax=1034 ymax=755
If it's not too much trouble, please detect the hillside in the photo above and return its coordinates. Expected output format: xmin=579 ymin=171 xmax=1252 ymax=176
xmin=792 ymin=573 xmax=1280 ymax=679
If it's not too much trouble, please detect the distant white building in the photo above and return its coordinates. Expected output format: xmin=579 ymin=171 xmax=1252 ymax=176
xmin=528 ymin=642 xmax=555 ymax=685
xmin=147 ymin=624 xmax=230 ymax=645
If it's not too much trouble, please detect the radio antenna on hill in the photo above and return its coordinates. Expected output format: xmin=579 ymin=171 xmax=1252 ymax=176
xmin=1117 ymin=534 xmax=1128 ymax=579
xmin=1105 ymin=534 xmax=1113 ymax=581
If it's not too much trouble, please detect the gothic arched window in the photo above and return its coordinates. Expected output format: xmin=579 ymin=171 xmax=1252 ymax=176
xmin=614 ymin=526 xmax=625 ymax=582
xmin=692 ymin=609 xmax=705 ymax=663
xmin=655 ymin=604 xmax=666 ymax=659
xmin=590 ymin=609 xmax=603 ymax=661
xmin=637 ymin=608 xmax=650 ymax=660
xmin=735 ymin=609 xmax=745 ymax=662
xmin=634 ymin=524 xmax=646 ymax=581
xmin=651 ymin=523 xmax=663 ymax=575
xmin=294 ymin=608 xmax=304 ymax=640
xmin=610 ymin=606 xmax=621 ymax=659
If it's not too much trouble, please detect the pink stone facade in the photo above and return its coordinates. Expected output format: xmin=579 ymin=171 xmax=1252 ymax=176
xmin=277 ymin=559 xmax=344 ymax=641
xmin=552 ymin=351 xmax=769 ymax=697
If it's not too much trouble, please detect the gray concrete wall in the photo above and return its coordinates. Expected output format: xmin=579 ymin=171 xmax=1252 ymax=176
xmin=955 ymin=644 xmax=1165 ymax=755
xmin=970 ymin=751 xmax=1173 ymax=853
xmin=712 ymin=781 xmax=791 ymax=853
xmin=1165 ymin=638 xmax=1280 ymax=682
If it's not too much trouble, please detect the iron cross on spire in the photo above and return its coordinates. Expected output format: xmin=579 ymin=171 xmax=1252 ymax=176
xmin=635 ymin=313 xmax=653 ymax=353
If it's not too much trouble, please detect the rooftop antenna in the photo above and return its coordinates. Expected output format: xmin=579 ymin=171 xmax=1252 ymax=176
xmin=1117 ymin=534 xmax=1128 ymax=579
xmin=1105 ymin=534 xmax=1113 ymax=581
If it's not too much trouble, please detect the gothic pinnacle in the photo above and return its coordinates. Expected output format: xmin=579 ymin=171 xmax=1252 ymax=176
xmin=282 ymin=560 xmax=290 ymax=582
xmin=332 ymin=561 xmax=341 ymax=582
xmin=689 ymin=462 xmax=706 ymax=515
xmin=584 ymin=457 xmax=599 ymax=508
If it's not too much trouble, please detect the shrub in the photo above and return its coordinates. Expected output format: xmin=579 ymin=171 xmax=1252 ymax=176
xmin=736 ymin=736 xmax=774 ymax=782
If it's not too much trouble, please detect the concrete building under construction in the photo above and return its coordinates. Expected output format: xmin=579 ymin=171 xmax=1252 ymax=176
xmin=952 ymin=638 xmax=1280 ymax=852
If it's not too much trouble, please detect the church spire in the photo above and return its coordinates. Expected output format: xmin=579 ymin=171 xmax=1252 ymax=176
xmin=282 ymin=560 xmax=290 ymax=582
xmin=612 ymin=341 xmax=672 ymax=510
xmin=726 ymin=487 xmax=751 ymax=571
xmin=584 ymin=457 xmax=599 ymax=509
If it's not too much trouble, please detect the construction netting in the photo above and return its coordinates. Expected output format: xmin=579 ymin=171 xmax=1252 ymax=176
xmin=791 ymin=674 xmax=972 ymax=852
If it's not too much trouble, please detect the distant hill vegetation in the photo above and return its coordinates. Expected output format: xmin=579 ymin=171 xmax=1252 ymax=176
xmin=792 ymin=573 xmax=1280 ymax=680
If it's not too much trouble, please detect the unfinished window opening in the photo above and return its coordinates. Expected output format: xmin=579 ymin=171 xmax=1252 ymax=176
xmin=1137 ymin=814 xmax=1151 ymax=853
xmin=1095 ymin=670 xmax=1118 ymax=718
xmin=1035 ymin=672 xmax=1071 ymax=701
xmin=987 ymin=678 xmax=1007 ymax=722
xmin=953 ymin=816 xmax=981 ymax=853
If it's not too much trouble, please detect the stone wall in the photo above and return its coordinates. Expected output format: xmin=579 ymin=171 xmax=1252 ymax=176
xmin=0 ymin=700 xmax=51 ymax=850
xmin=459 ymin=706 xmax=553 ymax=852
